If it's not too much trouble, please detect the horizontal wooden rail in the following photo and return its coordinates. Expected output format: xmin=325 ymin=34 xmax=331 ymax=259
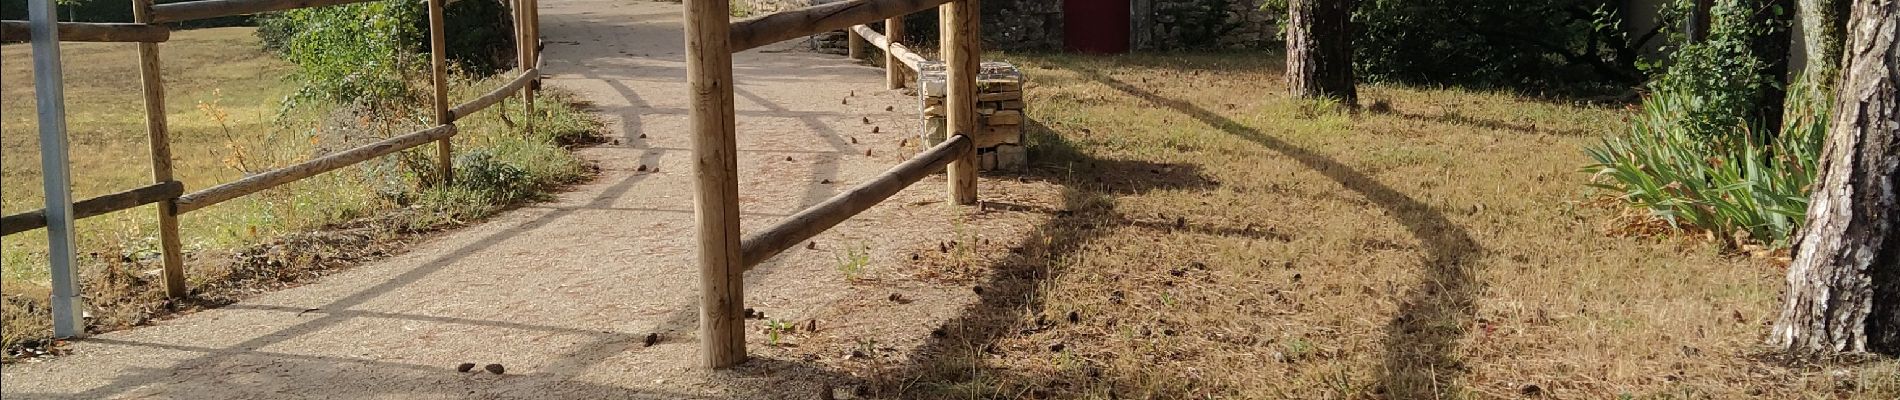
xmin=739 ymin=134 xmax=971 ymax=268
xmin=729 ymin=0 xmax=950 ymax=53
xmin=848 ymin=24 xmax=924 ymax=70
xmin=448 ymin=68 xmax=538 ymax=121
xmin=176 ymin=124 xmax=457 ymax=213
xmin=0 ymin=21 xmax=170 ymax=43
xmin=151 ymin=0 xmax=378 ymax=23
xmin=1 ymin=181 xmax=184 ymax=237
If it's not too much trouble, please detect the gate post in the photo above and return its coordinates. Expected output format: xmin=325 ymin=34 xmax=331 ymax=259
xmin=428 ymin=0 xmax=452 ymax=183
xmin=685 ymin=0 xmax=746 ymax=368
xmin=942 ymin=0 xmax=979 ymax=205
xmin=884 ymin=14 xmax=906 ymax=89
xmin=28 ymin=0 xmax=84 ymax=338
xmin=134 ymin=0 xmax=187 ymax=298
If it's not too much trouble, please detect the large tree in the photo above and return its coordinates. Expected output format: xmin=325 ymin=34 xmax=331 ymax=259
xmin=1797 ymin=0 xmax=1851 ymax=88
xmin=1286 ymin=0 xmax=1356 ymax=104
xmin=1770 ymin=0 xmax=1898 ymax=354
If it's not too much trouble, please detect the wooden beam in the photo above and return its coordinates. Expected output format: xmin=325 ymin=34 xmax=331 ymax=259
xmin=175 ymin=125 xmax=457 ymax=213
xmin=884 ymin=15 xmax=906 ymax=89
xmin=150 ymin=0 xmax=377 ymax=23
xmin=849 ymin=24 xmax=924 ymax=71
xmin=428 ymin=0 xmax=453 ymax=184
xmin=1 ymin=182 xmax=184 ymax=237
xmin=133 ymin=0 xmax=187 ymax=298
xmin=850 ymin=24 xmax=886 ymax=49
xmin=0 ymin=21 xmax=168 ymax=42
xmin=447 ymin=68 xmax=537 ymax=121
xmin=687 ymin=0 xmax=746 ymax=369
xmin=740 ymin=135 xmax=970 ymax=268
xmin=728 ymin=0 xmax=952 ymax=53
xmin=942 ymin=0 xmax=978 ymax=205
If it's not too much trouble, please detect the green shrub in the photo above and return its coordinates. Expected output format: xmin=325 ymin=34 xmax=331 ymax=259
xmin=256 ymin=0 xmax=516 ymax=109
xmin=1647 ymin=0 xmax=1787 ymax=142
xmin=1584 ymin=83 xmax=1825 ymax=248
xmin=1347 ymin=0 xmax=1653 ymax=95
xmin=257 ymin=1 xmax=427 ymax=109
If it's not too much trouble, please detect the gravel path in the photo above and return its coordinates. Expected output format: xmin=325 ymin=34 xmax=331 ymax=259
xmin=0 ymin=1 xmax=1046 ymax=398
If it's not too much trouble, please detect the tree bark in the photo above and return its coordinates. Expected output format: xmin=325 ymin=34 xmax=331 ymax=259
xmin=1757 ymin=0 xmax=1794 ymax=130
xmin=1771 ymin=0 xmax=1899 ymax=355
xmin=1797 ymin=0 xmax=1850 ymax=87
xmin=1285 ymin=0 xmax=1355 ymax=104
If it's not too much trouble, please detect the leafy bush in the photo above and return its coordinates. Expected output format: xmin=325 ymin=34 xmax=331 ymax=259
xmin=257 ymin=1 xmax=427 ymax=108
xmin=256 ymin=0 xmax=516 ymax=109
xmin=1585 ymin=83 xmax=1825 ymax=248
xmin=1646 ymin=0 xmax=1787 ymax=141
xmin=1348 ymin=0 xmax=1656 ymax=95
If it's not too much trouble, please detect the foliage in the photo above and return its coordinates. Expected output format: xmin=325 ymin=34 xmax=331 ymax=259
xmin=1647 ymin=0 xmax=1788 ymax=141
xmin=255 ymin=0 xmax=516 ymax=109
xmin=1347 ymin=0 xmax=1659 ymax=95
xmin=256 ymin=1 xmax=427 ymax=109
xmin=1585 ymin=83 xmax=1826 ymax=248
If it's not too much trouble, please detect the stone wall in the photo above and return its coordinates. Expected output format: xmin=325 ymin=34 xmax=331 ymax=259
xmin=1136 ymin=0 xmax=1276 ymax=50
xmin=980 ymin=0 xmax=1064 ymax=51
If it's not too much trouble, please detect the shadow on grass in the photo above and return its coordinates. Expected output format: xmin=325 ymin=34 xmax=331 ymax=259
xmin=1378 ymin=108 xmax=1597 ymax=137
xmin=880 ymin=118 xmax=1225 ymax=398
xmin=1076 ymin=68 xmax=1486 ymax=398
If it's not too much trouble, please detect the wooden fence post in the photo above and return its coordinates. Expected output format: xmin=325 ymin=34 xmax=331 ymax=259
xmin=942 ymin=0 xmax=978 ymax=205
xmin=525 ymin=0 xmax=540 ymax=121
xmin=685 ymin=0 xmax=746 ymax=368
xmin=514 ymin=0 xmax=535 ymax=136
xmin=133 ymin=0 xmax=186 ymax=298
xmin=427 ymin=0 xmax=452 ymax=184
xmin=847 ymin=27 xmax=864 ymax=60
xmin=884 ymin=14 xmax=905 ymax=89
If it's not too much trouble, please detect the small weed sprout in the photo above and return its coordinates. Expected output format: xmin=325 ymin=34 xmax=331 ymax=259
xmin=836 ymin=243 xmax=871 ymax=281
xmin=1283 ymin=338 xmax=1314 ymax=360
xmin=764 ymin=319 xmax=792 ymax=346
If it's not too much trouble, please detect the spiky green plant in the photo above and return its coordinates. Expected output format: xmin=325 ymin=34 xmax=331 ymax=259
xmin=1584 ymin=82 xmax=1825 ymax=248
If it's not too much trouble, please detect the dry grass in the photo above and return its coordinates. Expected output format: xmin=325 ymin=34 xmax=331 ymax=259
xmin=869 ymin=52 xmax=1898 ymax=399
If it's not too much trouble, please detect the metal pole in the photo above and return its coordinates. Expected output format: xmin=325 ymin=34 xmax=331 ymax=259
xmin=28 ymin=0 xmax=85 ymax=338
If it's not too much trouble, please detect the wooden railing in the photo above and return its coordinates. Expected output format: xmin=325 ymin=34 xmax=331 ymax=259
xmin=8 ymin=0 xmax=987 ymax=367
xmin=0 ymin=21 xmax=169 ymax=42
xmin=1 ymin=0 xmax=544 ymax=315
xmin=689 ymin=0 xmax=984 ymax=368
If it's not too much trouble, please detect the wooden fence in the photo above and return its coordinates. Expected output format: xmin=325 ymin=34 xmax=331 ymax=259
xmin=7 ymin=0 xmax=984 ymax=369
xmin=693 ymin=0 xmax=982 ymax=368
xmin=0 ymin=0 xmax=545 ymax=335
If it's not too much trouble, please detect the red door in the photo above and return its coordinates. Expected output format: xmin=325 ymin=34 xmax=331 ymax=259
xmin=1064 ymin=0 xmax=1131 ymax=54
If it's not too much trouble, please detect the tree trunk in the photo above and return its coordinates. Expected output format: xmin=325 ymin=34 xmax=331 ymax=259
xmin=1285 ymin=0 xmax=1355 ymax=104
xmin=1797 ymin=0 xmax=1850 ymax=87
xmin=1758 ymin=0 xmax=1794 ymax=130
xmin=1770 ymin=0 xmax=1899 ymax=355
xmin=1689 ymin=0 xmax=1714 ymax=43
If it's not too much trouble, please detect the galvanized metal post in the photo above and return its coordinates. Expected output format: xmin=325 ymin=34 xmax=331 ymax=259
xmin=28 ymin=0 xmax=85 ymax=338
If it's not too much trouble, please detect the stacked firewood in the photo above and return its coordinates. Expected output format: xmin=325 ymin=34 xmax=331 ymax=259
xmin=919 ymin=61 xmax=1027 ymax=171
